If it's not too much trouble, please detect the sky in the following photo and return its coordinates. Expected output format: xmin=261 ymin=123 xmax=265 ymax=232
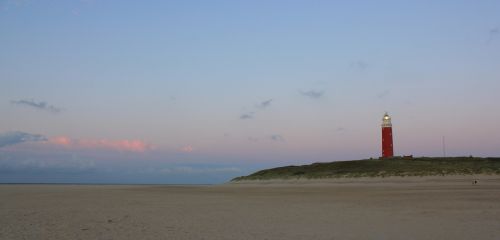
xmin=1 ymin=0 xmax=499 ymax=184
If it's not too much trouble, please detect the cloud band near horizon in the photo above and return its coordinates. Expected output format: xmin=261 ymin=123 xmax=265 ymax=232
xmin=0 ymin=131 xmax=152 ymax=152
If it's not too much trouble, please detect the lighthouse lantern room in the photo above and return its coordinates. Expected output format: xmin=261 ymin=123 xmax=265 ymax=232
xmin=381 ymin=112 xmax=394 ymax=158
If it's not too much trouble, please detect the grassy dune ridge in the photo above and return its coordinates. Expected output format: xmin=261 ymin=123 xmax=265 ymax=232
xmin=232 ymin=157 xmax=500 ymax=181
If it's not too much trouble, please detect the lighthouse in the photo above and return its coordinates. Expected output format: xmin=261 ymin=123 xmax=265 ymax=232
xmin=381 ymin=112 xmax=394 ymax=158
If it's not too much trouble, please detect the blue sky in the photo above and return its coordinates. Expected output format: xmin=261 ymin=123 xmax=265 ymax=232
xmin=1 ymin=0 xmax=500 ymax=184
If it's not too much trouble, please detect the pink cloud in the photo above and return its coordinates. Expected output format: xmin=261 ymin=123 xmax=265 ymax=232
xmin=49 ymin=136 xmax=152 ymax=152
xmin=178 ymin=145 xmax=194 ymax=153
xmin=50 ymin=136 xmax=72 ymax=146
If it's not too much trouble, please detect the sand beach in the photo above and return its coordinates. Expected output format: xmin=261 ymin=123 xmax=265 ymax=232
xmin=2 ymin=175 xmax=500 ymax=240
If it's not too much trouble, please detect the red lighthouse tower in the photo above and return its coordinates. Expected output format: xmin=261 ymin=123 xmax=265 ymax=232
xmin=381 ymin=112 xmax=394 ymax=158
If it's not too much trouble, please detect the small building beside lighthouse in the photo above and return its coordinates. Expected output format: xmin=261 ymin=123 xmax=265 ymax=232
xmin=381 ymin=112 xmax=394 ymax=158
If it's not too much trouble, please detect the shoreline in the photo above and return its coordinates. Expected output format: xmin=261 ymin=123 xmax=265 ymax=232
xmin=2 ymin=174 xmax=500 ymax=187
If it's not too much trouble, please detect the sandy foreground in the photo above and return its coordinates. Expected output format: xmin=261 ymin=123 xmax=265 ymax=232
xmin=1 ymin=175 xmax=500 ymax=240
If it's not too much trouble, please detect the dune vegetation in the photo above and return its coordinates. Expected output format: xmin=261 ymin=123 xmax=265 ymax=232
xmin=232 ymin=157 xmax=500 ymax=181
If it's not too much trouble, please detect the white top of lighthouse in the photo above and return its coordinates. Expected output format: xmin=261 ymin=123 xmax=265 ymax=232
xmin=382 ymin=112 xmax=392 ymax=128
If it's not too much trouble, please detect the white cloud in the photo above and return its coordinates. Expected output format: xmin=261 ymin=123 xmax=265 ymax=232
xmin=299 ymin=90 xmax=324 ymax=99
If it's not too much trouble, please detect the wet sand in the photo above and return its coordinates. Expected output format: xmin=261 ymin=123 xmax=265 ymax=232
xmin=1 ymin=176 xmax=500 ymax=240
